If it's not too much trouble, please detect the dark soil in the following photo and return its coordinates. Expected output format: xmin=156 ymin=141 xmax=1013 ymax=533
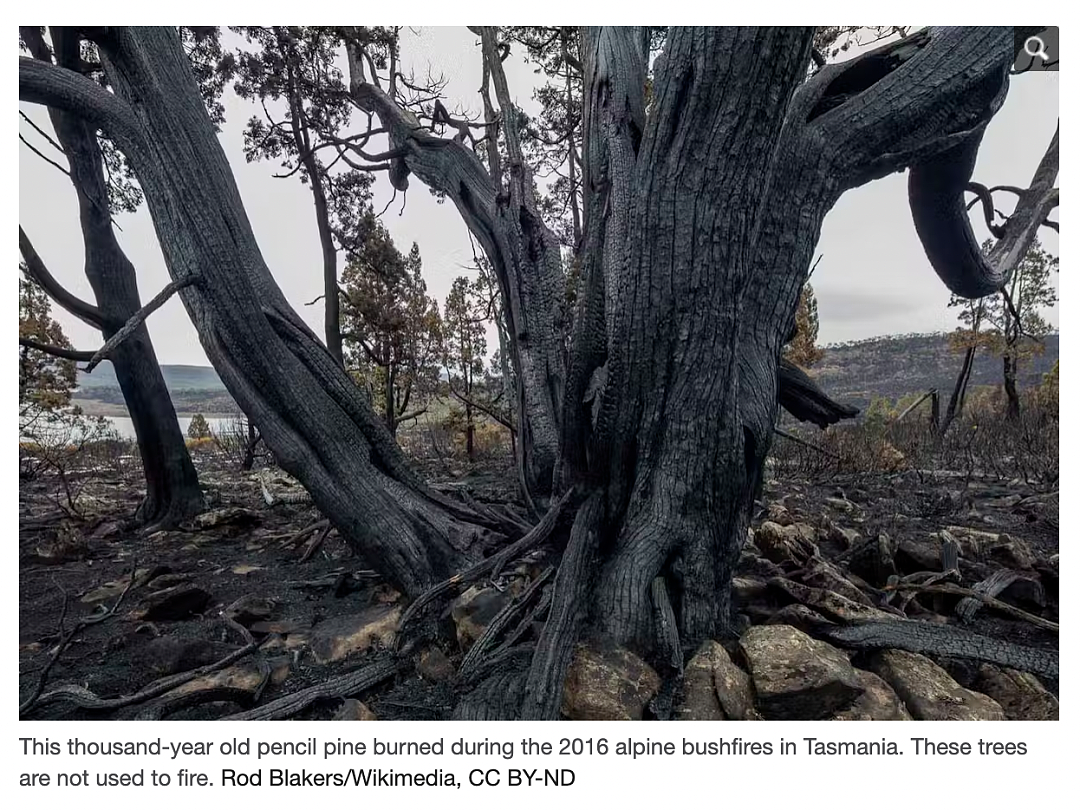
xmin=18 ymin=452 xmax=1058 ymax=720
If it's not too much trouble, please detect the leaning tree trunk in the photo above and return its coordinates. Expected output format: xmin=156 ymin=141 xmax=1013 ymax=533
xmin=23 ymin=27 xmax=204 ymax=528
xmin=20 ymin=26 xmax=508 ymax=598
xmin=346 ymin=34 xmax=566 ymax=506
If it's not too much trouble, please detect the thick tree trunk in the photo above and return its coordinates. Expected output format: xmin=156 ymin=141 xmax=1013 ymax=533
xmin=24 ymin=27 xmax=501 ymax=598
xmin=29 ymin=27 xmax=204 ymax=528
xmin=1003 ymin=353 xmax=1021 ymax=421
xmin=22 ymin=26 xmax=1029 ymax=719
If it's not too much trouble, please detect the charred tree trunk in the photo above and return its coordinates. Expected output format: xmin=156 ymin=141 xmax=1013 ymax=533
xmin=942 ymin=344 xmax=978 ymax=435
xmin=309 ymin=168 xmax=343 ymax=366
xmin=347 ymin=32 xmax=565 ymax=504
xmin=22 ymin=27 xmax=204 ymax=528
xmin=21 ymin=26 xmax=1035 ymax=719
xmin=21 ymin=26 xmax=506 ymax=597
xmin=240 ymin=419 xmax=260 ymax=471
xmin=1003 ymin=353 xmax=1021 ymax=421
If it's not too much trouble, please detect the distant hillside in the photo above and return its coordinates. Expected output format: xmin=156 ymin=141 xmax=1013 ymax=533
xmin=72 ymin=336 xmax=1058 ymax=419
xmin=77 ymin=362 xmax=226 ymax=392
xmin=74 ymin=363 xmax=235 ymax=417
xmin=813 ymin=333 xmax=1058 ymax=412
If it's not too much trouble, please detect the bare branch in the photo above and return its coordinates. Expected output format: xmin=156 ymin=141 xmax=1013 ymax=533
xmin=19 ymin=337 xmax=96 ymax=362
xmin=446 ymin=370 xmax=515 ymax=432
xmin=20 ymin=110 xmax=65 ymax=153
xmin=19 ymin=132 xmax=70 ymax=177
xmin=19 ymin=226 xmax=106 ymax=328
xmin=84 ymin=274 xmax=200 ymax=373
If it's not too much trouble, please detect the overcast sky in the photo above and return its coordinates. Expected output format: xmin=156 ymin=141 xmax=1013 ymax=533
xmin=19 ymin=27 xmax=1059 ymax=367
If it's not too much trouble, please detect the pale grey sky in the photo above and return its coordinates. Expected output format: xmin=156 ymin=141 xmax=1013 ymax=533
xmin=18 ymin=27 xmax=1059 ymax=367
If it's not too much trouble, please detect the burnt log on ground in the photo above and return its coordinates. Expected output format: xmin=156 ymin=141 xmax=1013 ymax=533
xmin=819 ymin=619 xmax=1059 ymax=683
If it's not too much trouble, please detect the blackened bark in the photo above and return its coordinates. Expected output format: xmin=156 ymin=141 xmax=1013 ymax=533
xmin=347 ymin=36 xmax=565 ymax=503
xmin=1003 ymin=354 xmax=1021 ymax=421
xmin=24 ymin=27 xmax=501 ymax=597
xmin=21 ymin=26 xmax=1032 ymax=719
xmin=942 ymin=344 xmax=978 ymax=435
xmin=310 ymin=169 xmax=343 ymax=366
xmin=28 ymin=27 xmax=203 ymax=527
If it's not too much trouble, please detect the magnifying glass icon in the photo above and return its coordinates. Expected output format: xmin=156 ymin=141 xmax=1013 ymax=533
xmin=1024 ymin=36 xmax=1050 ymax=61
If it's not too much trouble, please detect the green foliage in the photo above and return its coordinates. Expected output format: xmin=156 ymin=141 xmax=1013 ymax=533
xmin=228 ymin=26 xmax=390 ymax=257
xmin=19 ymin=268 xmax=76 ymax=431
xmin=187 ymin=413 xmax=212 ymax=439
xmin=19 ymin=267 xmax=119 ymax=491
xmin=503 ymin=27 xmax=583 ymax=248
xmin=783 ymin=283 xmax=824 ymax=368
xmin=443 ymin=275 xmax=489 ymax=389
xmin=947 ymin=238 xmax=1059 ymax=386
xmin=341 ymin=238 xmax=442 ymax=428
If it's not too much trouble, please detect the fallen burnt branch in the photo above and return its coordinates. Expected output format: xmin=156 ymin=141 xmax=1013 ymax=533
xmin=956 ymin=569 xmax=1046 ymax=623
xmin=19 ymin=566 xmax=137 ymax=716
xmin=22 ymin=595 xmax=267 ymax=717
xmin=219 ymin=656 xmax=401 ymax=721
xmin=886 ymin=581 xmax=1057 ymax=632
xmin=818 ymin=618 xmax=1058 ymax=681
xmin=25 ymin=635 xmax=263 ymax=714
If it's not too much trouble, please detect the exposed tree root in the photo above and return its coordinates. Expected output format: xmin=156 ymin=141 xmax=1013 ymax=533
xmin=397 ymin=488 xmax=577 ymax=637
xmin=520 ymin=491 xmax=604 ymax=720
xmin=452 ymin=647 xmax=533 ymax=721
xmin=459 ymin=566 xmax=555 ymax=680
xmin=651 ymin=576 xmax=683 ymax=673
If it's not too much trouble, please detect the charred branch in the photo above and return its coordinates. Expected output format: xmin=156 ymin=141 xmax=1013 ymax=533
xmin=83 ymin=274 xmax=199 ymax=373
xmin=778 ymin=358 xmax=859 ymax=428
xmin=19 ymin=226 xmax=107 ymax=329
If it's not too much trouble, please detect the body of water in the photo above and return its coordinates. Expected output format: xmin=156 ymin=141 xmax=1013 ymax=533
xmin=105 ymin=415 xmax=239 ymax=440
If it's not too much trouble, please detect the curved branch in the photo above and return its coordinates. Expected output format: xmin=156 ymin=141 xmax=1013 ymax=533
xmin=19 ymin=226 xmax=106 ymax=328
xmin=19 ymin=56 xmax=145 ymax=150
xmin=793 ymin=28 xmax=1037 ymax=299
